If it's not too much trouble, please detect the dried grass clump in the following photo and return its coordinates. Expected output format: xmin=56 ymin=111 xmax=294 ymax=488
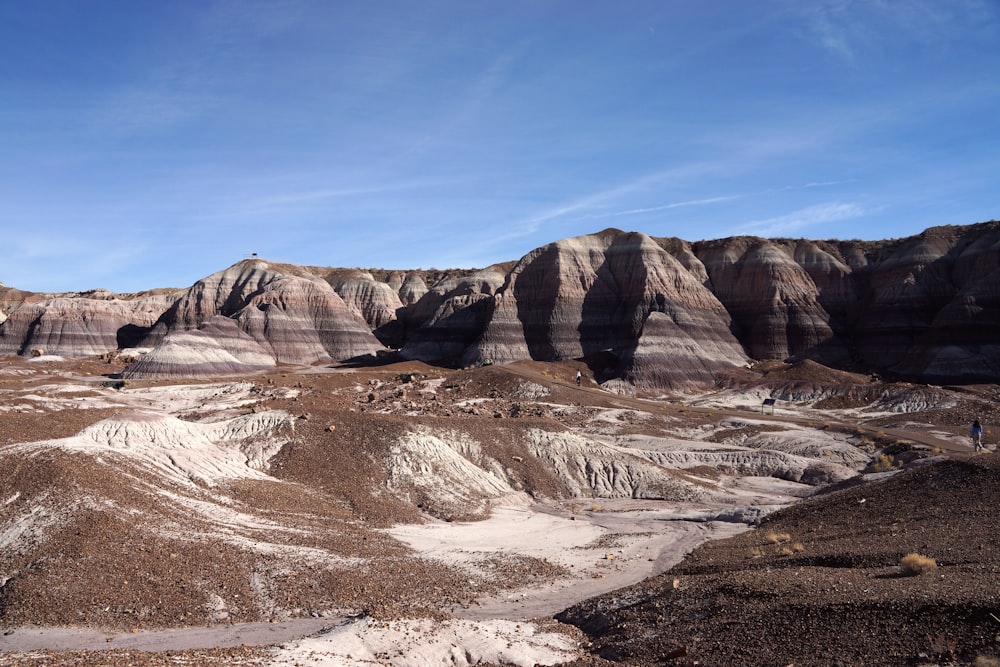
xmin=765 ymin=531 xmax=791 ymax=545
xmin=872 ymin=454 xmax=901 ymax=472
xmin=899 ymin=552 xmax=937 ymax=576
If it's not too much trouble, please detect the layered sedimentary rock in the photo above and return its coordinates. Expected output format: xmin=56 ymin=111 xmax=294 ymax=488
xmin=464 ymin=231 xmax=748 ymax=389
xmin=399 ymin=266 xmax=509 ymax=363
xmin=122 ymin=317 xmax=276 ymax=379
xmin=327 ymin=271 xmax=403 ymax=332
xmin=880 ymin=225 xmax=1000 ymax=381
xmin=692 ymin=237 xmax=846 ymax=363
xmin=308 ymin=268 xmax=437 ymax=347
xmin=685 ymin=222 xmax=1000 ymax=381
xmin=146 ymin=260 xmax=383 ymax=365
xmin=4 ymin=221 xmax=1000 ymax=386
xmin=0 ymin=292 xmax=177 ymax=358
xmin=396 ymin=272 xmax=429 ymax=306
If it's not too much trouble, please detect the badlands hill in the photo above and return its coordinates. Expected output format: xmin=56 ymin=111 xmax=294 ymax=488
xmin=2 ymin=221 xmax=1000 ymax=389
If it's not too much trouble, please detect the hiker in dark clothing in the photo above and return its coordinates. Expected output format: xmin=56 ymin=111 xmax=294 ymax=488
xmin=971 ymin=419 xmax=984 ymax=452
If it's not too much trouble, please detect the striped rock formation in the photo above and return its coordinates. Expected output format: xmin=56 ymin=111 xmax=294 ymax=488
xmin=4 ymin=221 xmax=1000 ymax=387
xmin=142 ymin=260 xmax=383 ymax=367
xmin=462 ymin=231 xmax=748 ymax=390
xmin=122 ymin=316 xmax=276 ymax=379
xmin=0 ymin=291 xmax=177 ymax=358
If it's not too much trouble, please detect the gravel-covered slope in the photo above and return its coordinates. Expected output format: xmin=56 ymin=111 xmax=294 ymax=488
xmin=557 ymin=453 xmax=1000 ymax=666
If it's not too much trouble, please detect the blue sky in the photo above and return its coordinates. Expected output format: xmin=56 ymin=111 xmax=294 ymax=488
xmin=2 ymin=0 xmax=998 ymax=293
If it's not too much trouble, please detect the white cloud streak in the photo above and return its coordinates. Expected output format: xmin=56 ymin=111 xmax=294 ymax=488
xmin=614 ymin=195 xmax=741 ymax=217
xmin=734 ymin=201 xmax=868 ymax=237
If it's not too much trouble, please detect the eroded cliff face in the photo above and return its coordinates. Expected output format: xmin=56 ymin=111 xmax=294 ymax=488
xmin=875 ymin=225 xmax=1000 ymax=381
xmin=3 ymin=222 xmax=1000 ymax=386
xmin=0 ymin=292 xmax=178 ymax=358
xmin=468 ymin=231 xmax=748 ymax=390
xmin=693 ymin=238 xmax=845 ymax=363
xmin=685 ymin=222 xmax=1000 ymax=381
xmin=145 ymin=260 xmax=383 ymax=366
xmin=121 ymin=316 xmax=276 ymax=379
xmin=399 ymin=266 xmax=508 ymax=362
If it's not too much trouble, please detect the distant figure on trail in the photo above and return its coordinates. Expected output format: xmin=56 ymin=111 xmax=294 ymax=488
xmin=971 ymin=419 xmax=984 ymax=452
xmin=575 ymin=369 xmax=582 ymax=386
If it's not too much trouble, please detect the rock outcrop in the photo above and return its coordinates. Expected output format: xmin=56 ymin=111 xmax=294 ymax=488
xmin=693 ymin=237 xmax=846 ymax=363
xmin=0 ymin=292 xmax=176 ymax=358
xmin=459 ymin=231 xmax=749 ymax=389
xmin=4 ymin=221 xmax=1000 ymax=386
xmin=318 ymin=268 xmax=426 ymax=347
xmin=122 ymin=317 xmax=276 ymax=379
xmin=327 ymin=271 xmax=403 ymax=333
xmin=688 ymin=222 xmax=1000 ymax=381
xmin=144 ymin=260 xmax=383 ymax=366
xmin=399 ymin=266 xmax=509 ymax=363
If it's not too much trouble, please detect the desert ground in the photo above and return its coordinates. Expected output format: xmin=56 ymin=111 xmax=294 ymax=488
xmin=1 ymin=354 xmax=997 ymax=666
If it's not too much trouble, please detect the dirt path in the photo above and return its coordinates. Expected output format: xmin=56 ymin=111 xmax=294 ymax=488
xmin=0 ymin=618 xmax=333 ymax=653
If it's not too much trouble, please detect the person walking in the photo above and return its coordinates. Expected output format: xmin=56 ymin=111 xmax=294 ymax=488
xmin=575 ymin=369 xmax=582 ymax=386
xmin=971 ymin=419 xmax=984 ymax=452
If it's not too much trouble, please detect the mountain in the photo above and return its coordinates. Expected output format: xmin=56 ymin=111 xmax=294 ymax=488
xmin=2 ymin=221 xmax=1000 ymax=387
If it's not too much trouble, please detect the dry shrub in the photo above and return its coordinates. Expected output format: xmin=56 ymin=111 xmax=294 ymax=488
xmin=899 ymin=552 xmax=937 ymax=575
xmin=872 ymin=454 xmax=898 ymax=472
xmin=590 ymin=503 xmax=603 ymax=512
xmin=779 ymin=546 xmax=795 ymax=557
xmin=765 ymin=531 xmax=791 ymax=544
xmin=974 ymin=656 xmax=1000 ymax=667
xmin=792 ymin=542 xmax=805 ymax=553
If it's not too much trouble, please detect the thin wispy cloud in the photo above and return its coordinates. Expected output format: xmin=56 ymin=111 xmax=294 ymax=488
xmin=806 ymin=2 xmax=856 ymax=63
xmin=498 ymin=166 xmax=715 ymax=243
xmin=231 ymin=179 xmax=441 ymax=216
xmin=734 ymin=202 xmax=868 ymax=238
xmin=796 ymin=0 xmax=998 ymax=63
xmin=614 ymin=196 xmax=741 ymax=217
xmin=390 ymin=43 xmax=528 ymax=165
xmin=793 ymin=180 xmax=857 ymax=190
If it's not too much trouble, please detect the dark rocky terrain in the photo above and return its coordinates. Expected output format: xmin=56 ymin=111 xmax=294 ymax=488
xmin=559 ymin=452 xmax=1000 ymax=666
